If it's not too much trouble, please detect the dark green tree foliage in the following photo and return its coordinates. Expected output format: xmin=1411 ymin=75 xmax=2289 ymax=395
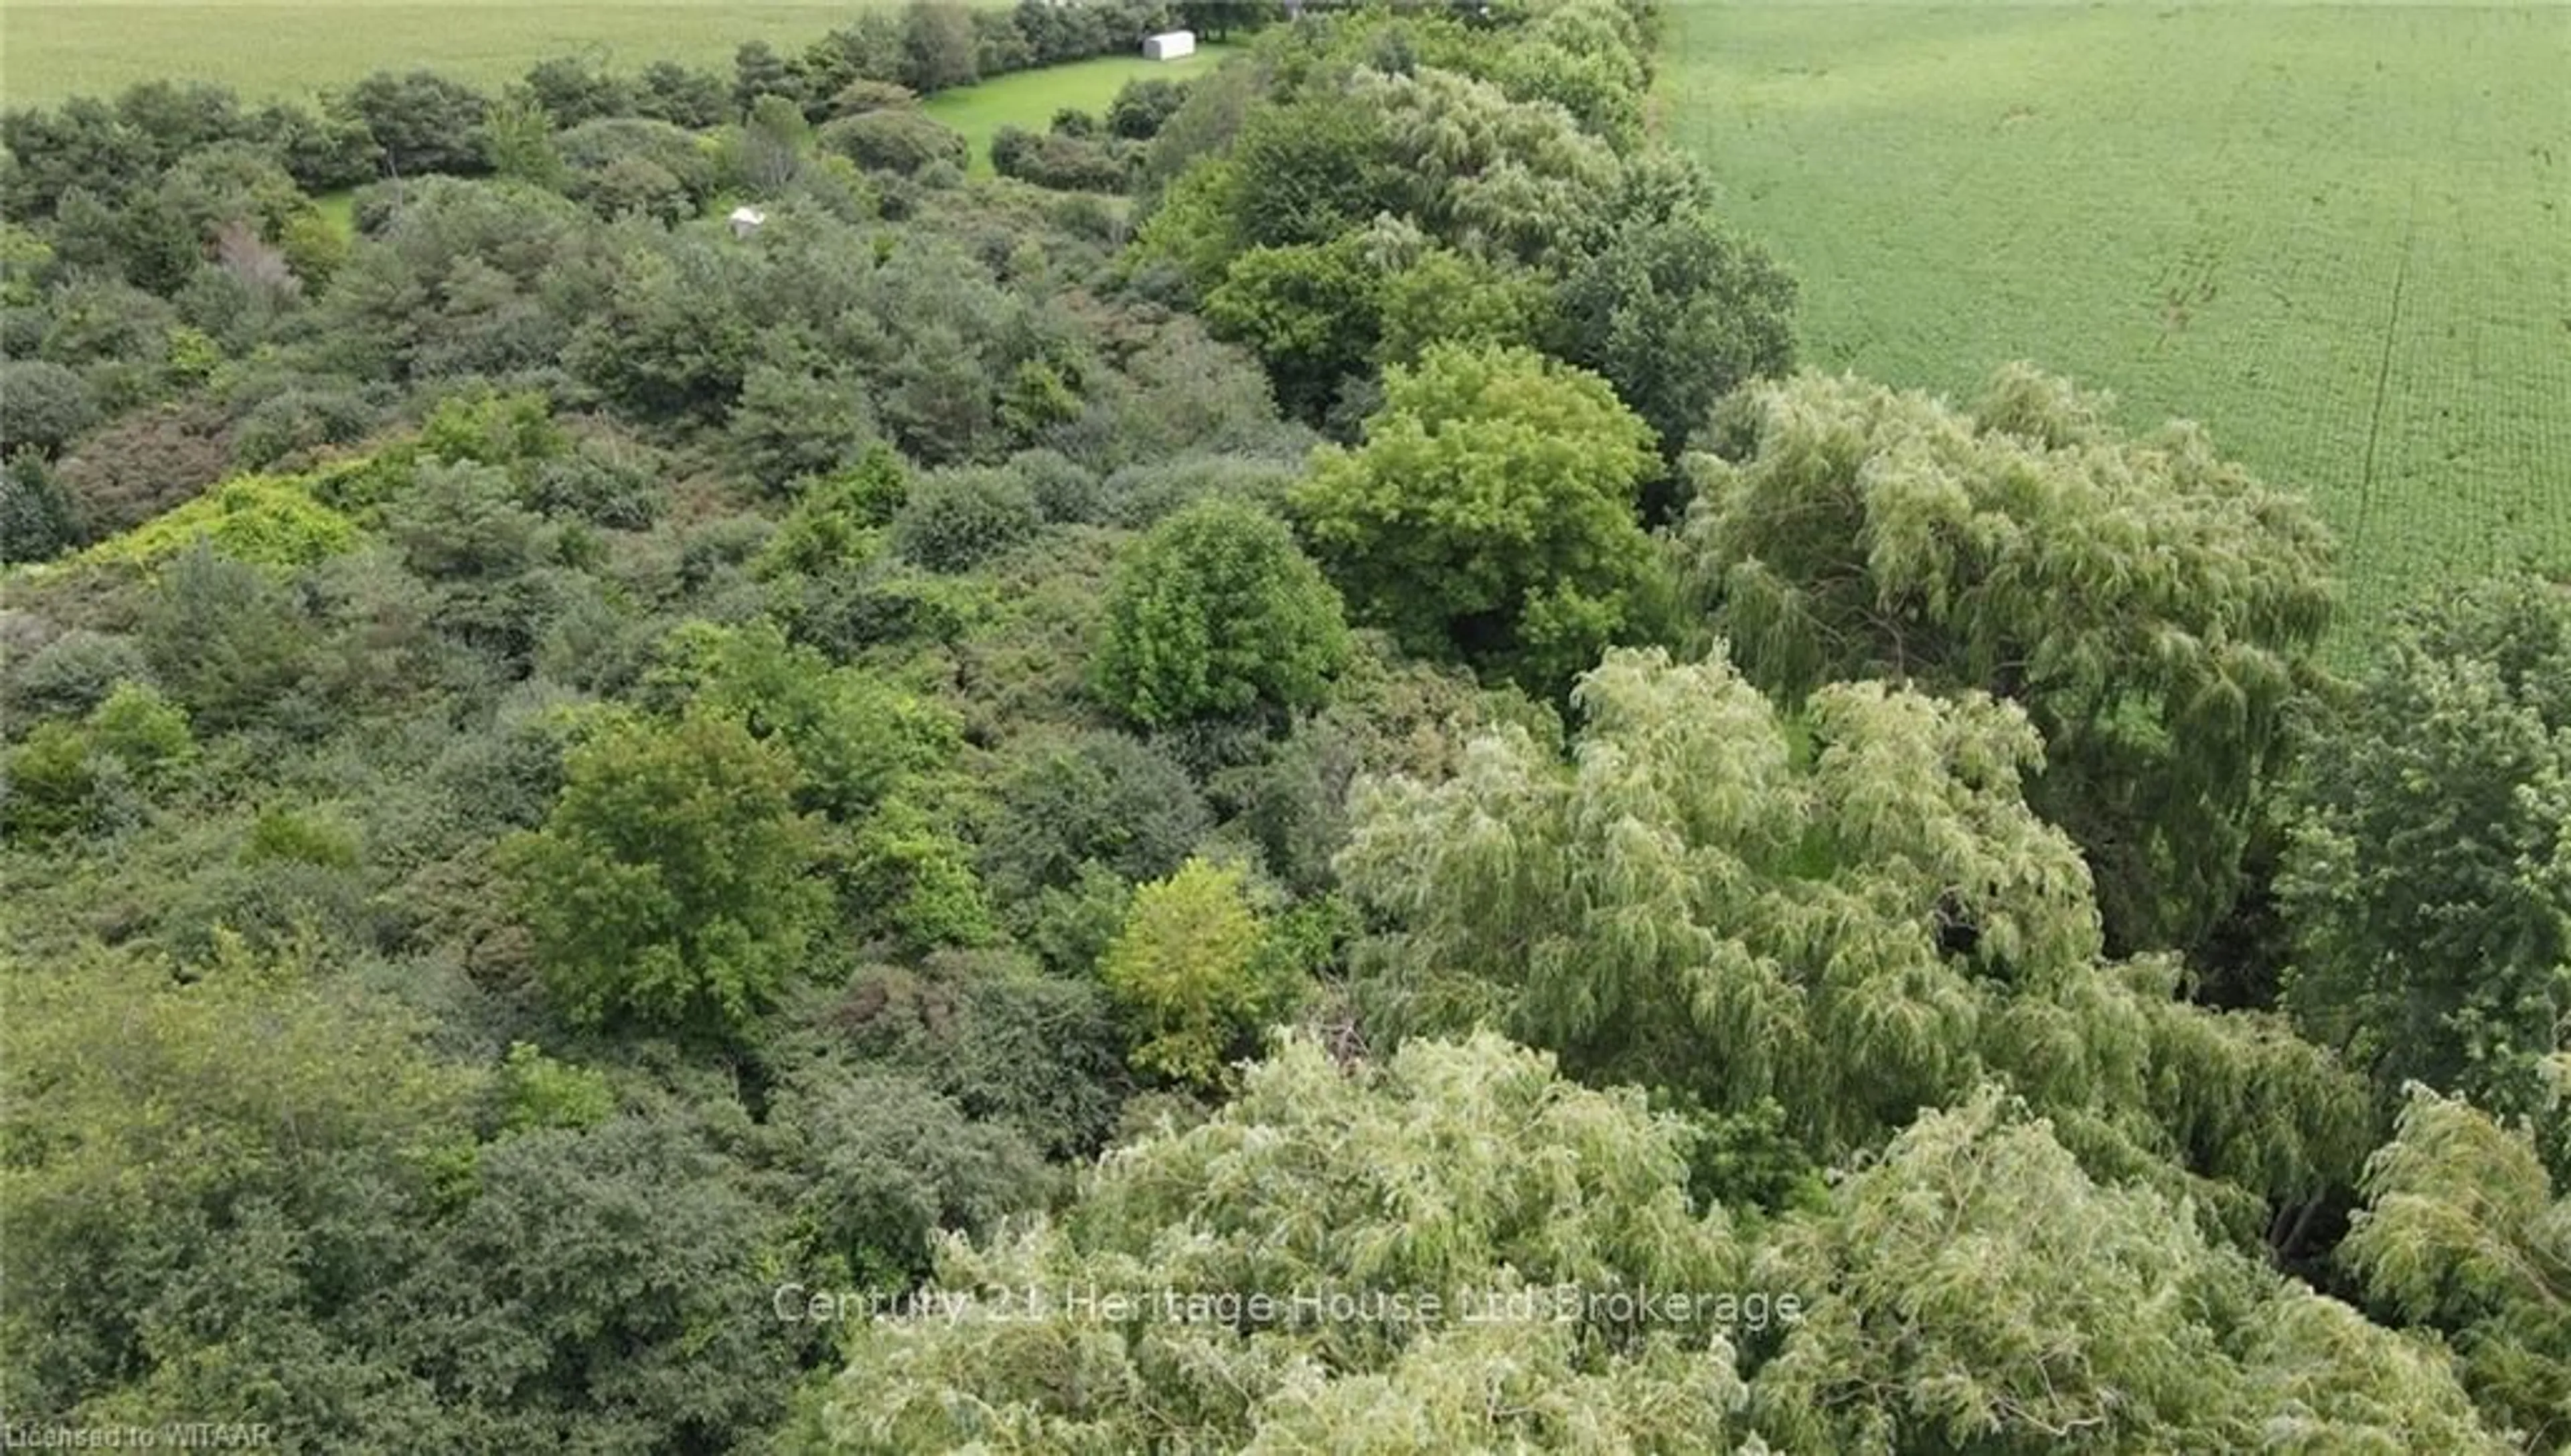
xmin=773 ymin=1064 xmax=1045 ymax=1287
xmin=818 ymin=951 xmax=1130 ymax=1159
xmin=1093 ymin=497 xmax=1350 ymax=726
xmin=634 ymin=60 xmax=730 ymax=129
xmin=0 ymin=452 xmax=78 ymax=562
xmin=900 ymin=0 xmax=984 ymax=94
xmin=1202 ymin=231 xmax=1383 ymax=424
xmin=1549 ymin=206 xmax=1798 ymax=468
xmin=890 ymin=465 xmax=1041 ymax=570
xmin=563 ymin=234 xmax=760 ymax=422
xmin=334 ymin=70 xmax=494 ymax=177
xmin=1105 ymin=76 xmax=1194 ymax=139
xmin=728 ymin=360 xmax=880 ymax=493
xmin=1 ymin=947 xmax=480 ymax=1437
xmin=1681 ymin=366 xmax=2335 ymax=953
xmin=139 ymin=546 xmax=324 ymax=737
xmin=1293 ymin=341 xmax=1668 ymax=697
xmin=380 ymin=459 xmax=562 ymax=669
xmin=501 ymin=710 xmax=827 ymax=1036
xmin=980 ymin=730 xmax=1211 ymax=912
xmin=817 ymin=108 xmax=970 ymax=177
xmin=988 ymin=125 xmax=1136 ymax=194
xmin=320 ymin=177 xmax=590 ymax=382
xmin=0 ymin=359 xmax=96 ymax=457
xmin=732 ymin=39 xmax=803 ymax=115
xmin=2280 ymin=574 xmax=2571 ymax=1161
xmin=519 ymin=55 xmax=638 ymax=129
xmin=396 ymin=1114 xmax=824 ymax=1449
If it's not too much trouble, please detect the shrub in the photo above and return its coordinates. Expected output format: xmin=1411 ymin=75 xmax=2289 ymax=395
xmin=816 ymin=108 xmax=968 ymax=177
xmin=1094 ymin=497 xmax=1350 ymax=726
xmin=990 ymin=127 xmax=1135 ymax=193
xmin=890 ymin=465 xmax=1040 ymax=572
xmin=0 ymin=360 xmax=96 ymax=457
xmin=826 ymin=79 xmax=919 ymax=118
xmin=77 ymin=472 xmax=358 ymax=573
xmin=3 ymin=631 xmax=153 ymax=722
xmin=1106 ymin=76 xmax=1192 ymax=141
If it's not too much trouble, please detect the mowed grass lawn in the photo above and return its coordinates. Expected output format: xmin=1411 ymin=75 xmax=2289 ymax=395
xmin=1665 ymin=3 xmax=2571 ymax=636
xmin=3 ymin=1 xmax=892 ymax=105
xmin=924 ymin=48 xmax=1225 ymax=175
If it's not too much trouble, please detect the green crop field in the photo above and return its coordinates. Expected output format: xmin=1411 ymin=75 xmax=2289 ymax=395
xmin=1664 ymin=2 xmax=2571 ymax=634
xmin=924 ymin=48 xmax=1225 ymax=175
xmin=1 ymin=1 xmax=874 ymax=106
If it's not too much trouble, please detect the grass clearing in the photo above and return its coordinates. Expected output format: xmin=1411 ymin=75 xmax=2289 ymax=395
xmin=1664 ymin=3 xmax=2571 ymax=636
xmin=3 ymin=1 xmax=871 ymax=106
xmin=922 ymin=49 xmax=1226 ymax=176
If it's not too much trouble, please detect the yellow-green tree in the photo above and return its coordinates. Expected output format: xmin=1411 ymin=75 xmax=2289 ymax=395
xmin=1293 ymin=341 xmax=1668 ymax=698
xmin=1097 ymin=857 xmax=1281 ymax=1088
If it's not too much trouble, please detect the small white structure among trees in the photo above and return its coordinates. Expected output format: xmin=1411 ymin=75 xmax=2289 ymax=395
xmin=1142 ymin=30 xmax=1196 ymax=61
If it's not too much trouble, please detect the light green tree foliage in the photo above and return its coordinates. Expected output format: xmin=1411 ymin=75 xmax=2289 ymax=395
xmin=1338 ymin=647 xmax=2365 ymax=1230
xmin=813 ymin=1032 xmax=1756 ymax=1453
xmin=2280 ymin=575 xmax=2571 ymax=1167
xmin=74 ymin=471 xmax=359 ymax=573
xmin=0 ymin=679 xmax=195 ymax=840
xmin=1491 ymin=0 xmax=1651 ymax=147
xmin=1351 ymin=65 xmax=1624 ymax=272
xmin=501 ymin=710 xmax=826 ymax=1034
xmin=1098 ymin=857 xmax=1281 ymax=1088
xmin=647 ymin=619 xmax=956 ymax=821
xmin=1293 ymin=342 xmax=1667 ymax=698
xmin=1753 ymin=1088 xmax=2510 ymax=1453
xmin=1679 ymin=366 xmax=2335 ymax=953
xmin=83 ymin=680 xmax=196 ymax=783
xmin=2340 ymin=1085 xmax=2571 ymax=1447
xmin=755 ymin=443 xmax=907 ymax=580
xmin=1092 ymin=498 xmax=1350 ymax=728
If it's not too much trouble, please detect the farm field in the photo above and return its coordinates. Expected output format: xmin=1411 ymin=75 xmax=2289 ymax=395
xmin=924 ymin=48 xmax=1225 ymax=175
xmin=1 ymin=0 xmax=878 ymax=106
xmin=1664 ymin=3 xmax=2571 ymax=635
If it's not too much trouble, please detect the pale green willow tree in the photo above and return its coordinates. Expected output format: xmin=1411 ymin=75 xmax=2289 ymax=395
xmin=1753 ymin=1088 xmax=2510 ymax=1453
xmin=2339 ymin=1083 xmax=2570 ymax=1447
xmin=802 ymin=1035 xmax=2503 ymax=1453
xmin=811 ymin=1032 xmax=1758 ymax=1453
xmin=1677 ymin=366 xmax=2335 ymax=954
xmin=1337 ymin=647 xmax=2365 ymax=1236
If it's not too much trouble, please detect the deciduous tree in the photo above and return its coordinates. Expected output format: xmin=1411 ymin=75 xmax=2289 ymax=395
xmin=1093 ymin=497 xmax=1350 ymax=726
xmin=1679 ymin=365 xmax=2335 ymax=953
xmin=1292 ymin=341 xmax=1666 ymax=697
xmin=501 ymin=710 xmax=826 ymax=1035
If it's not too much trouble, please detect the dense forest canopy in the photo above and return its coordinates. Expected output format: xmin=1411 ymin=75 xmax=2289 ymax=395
xmin=1 ymin=1 xmax=2564 ymax=1452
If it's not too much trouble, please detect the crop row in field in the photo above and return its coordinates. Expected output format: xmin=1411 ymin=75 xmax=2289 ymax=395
xmin=3 ymin=1 xmax=874 ymax=106
xmin=1664 ymin=3 xmax=2571 ymax=639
